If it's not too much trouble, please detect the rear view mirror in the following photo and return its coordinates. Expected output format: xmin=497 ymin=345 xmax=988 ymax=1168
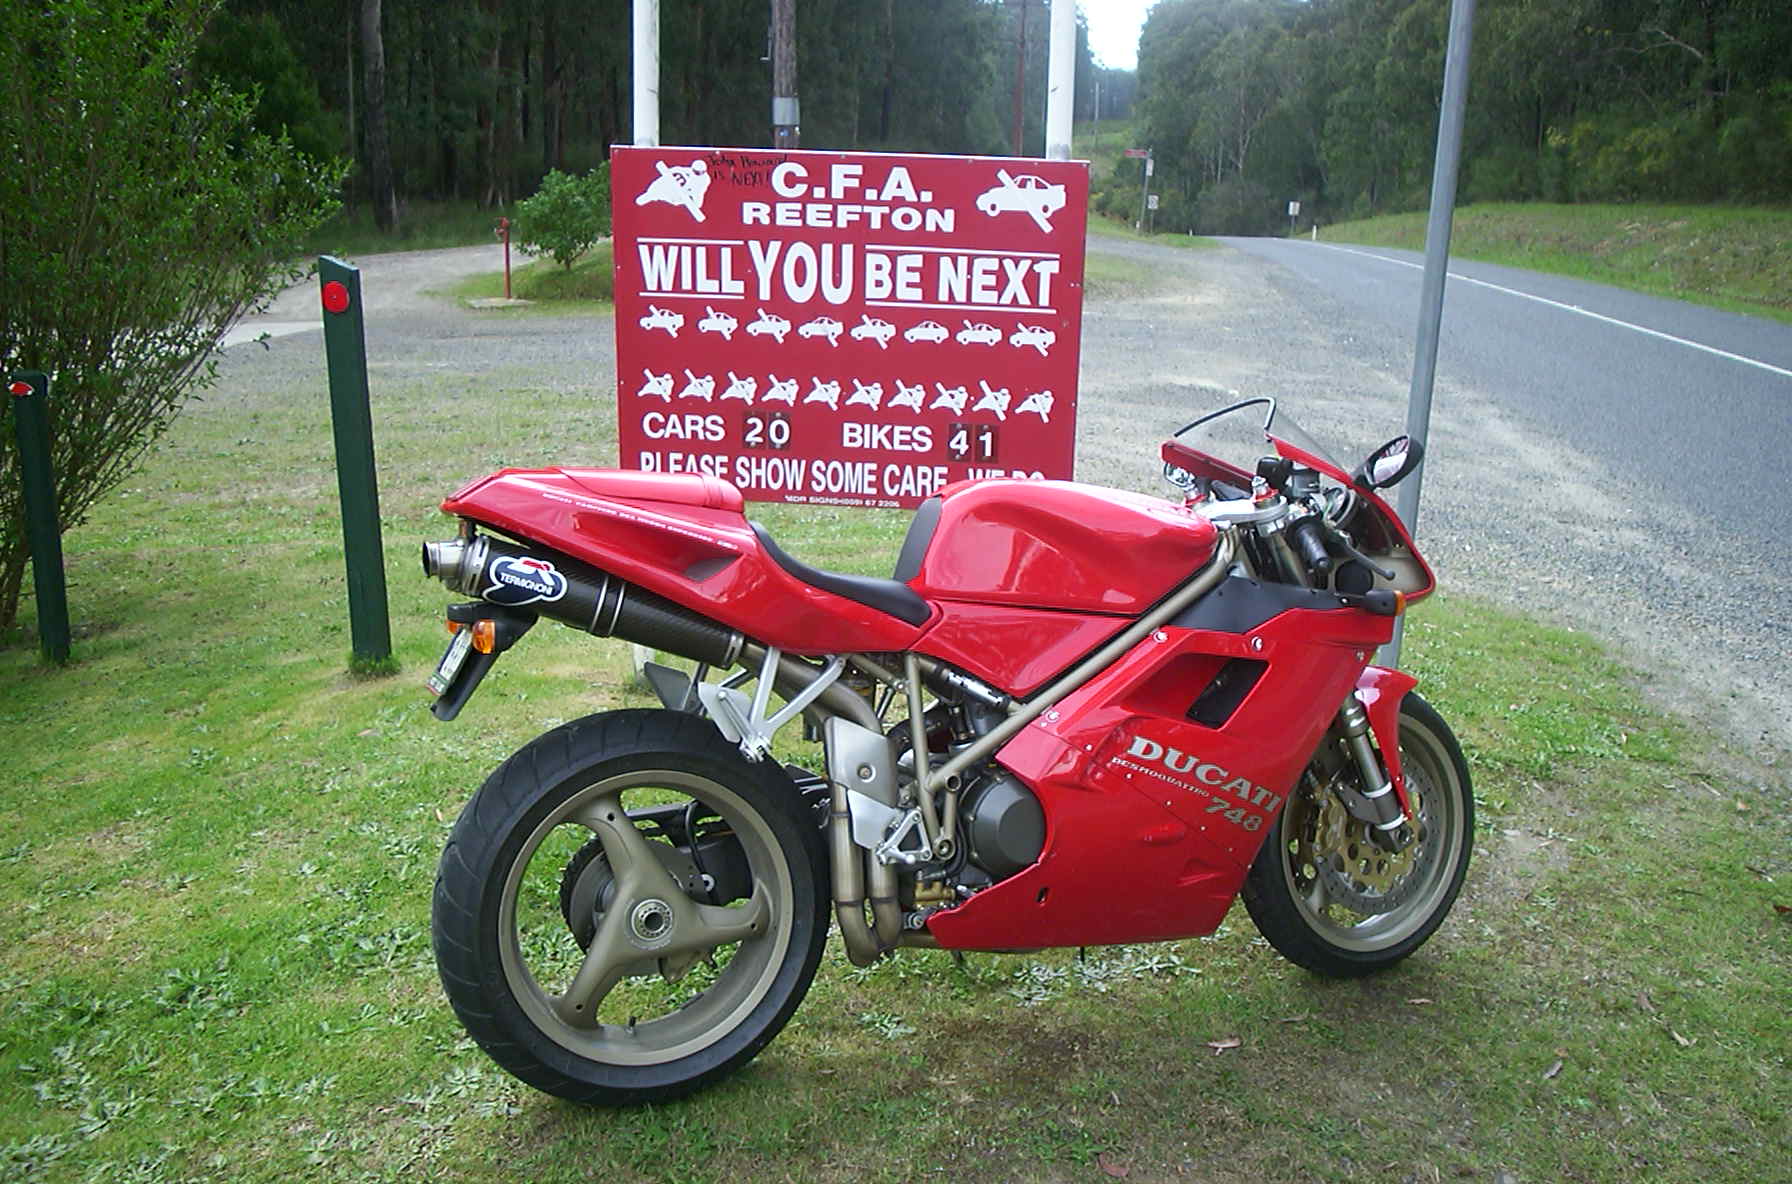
xmin=1355 ymin=435 xmax=1423 ymax=490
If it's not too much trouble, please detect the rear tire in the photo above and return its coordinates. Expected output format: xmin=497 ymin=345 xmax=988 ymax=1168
xmin=1242 ymin=693 xmax=1472 ymax=976
xmin=432 ymin=709 xmax=827 ymax=1104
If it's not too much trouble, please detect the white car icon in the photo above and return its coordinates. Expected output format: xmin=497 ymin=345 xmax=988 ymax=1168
xmin=904 ymin=320 xmax=949 ymax=344
xmin=975 ymin=169 xmax=1067 ymax=231
xmin=956 ymin=321 xmax=1001 ymax=346
xmin=639 ymin=305 xmax=684 ymax=337
xmin=697 ymin=307 xmax=738 ymax=340
xmin=797 ymin=316 xmax=844 ymax=346
xmin=849 ymin=316 xmax=897 ymax=349
xmin=1009 ymin=323 xmax=1056 ymax=356
xmin=746 ymin=309 xmax=792 ymax=343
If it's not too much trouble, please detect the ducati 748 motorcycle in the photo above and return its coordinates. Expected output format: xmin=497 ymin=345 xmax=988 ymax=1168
xmin=420 ymin=397 xmax=1472 ymax=1104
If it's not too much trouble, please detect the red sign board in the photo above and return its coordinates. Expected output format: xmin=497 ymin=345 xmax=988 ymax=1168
xmin=611 ymin=146 xmax=1088 ymax=508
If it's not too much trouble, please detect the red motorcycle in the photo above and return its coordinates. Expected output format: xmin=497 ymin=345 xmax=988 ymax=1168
xmin=421 ymin=398 xmax=1472 ymax=1104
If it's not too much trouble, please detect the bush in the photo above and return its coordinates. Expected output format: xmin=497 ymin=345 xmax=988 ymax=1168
xmin=513 ymin=167 xmax=611 ymax=270
xmin=0 ymin=0 xmax=343 ymax=629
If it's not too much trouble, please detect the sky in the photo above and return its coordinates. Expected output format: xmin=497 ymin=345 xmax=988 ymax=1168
xmin=1081 ymin=0 xmax=1155 ymax=71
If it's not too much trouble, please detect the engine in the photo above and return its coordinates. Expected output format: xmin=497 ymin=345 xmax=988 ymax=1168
xmin=958 ymin=771 xmax=1046 ymax=881
xmin=901 ymin=695 xmax=1045 ymax=900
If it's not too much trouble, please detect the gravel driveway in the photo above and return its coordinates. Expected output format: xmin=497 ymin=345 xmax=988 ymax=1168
xmin=221 ymin=237 xmax=1791 ymax=765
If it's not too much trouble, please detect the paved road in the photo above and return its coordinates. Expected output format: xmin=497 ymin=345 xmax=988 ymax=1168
xmin=1218 ymin=237 xmax=1792 ymax=531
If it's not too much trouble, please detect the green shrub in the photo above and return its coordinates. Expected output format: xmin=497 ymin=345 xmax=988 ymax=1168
xmin=513 ymin=166 xmax=611 ymax=270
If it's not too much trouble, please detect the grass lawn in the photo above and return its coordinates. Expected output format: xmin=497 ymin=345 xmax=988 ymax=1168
xmin=449 ymin=241 xmax=615 ymax=308
xmin=1322 ymin=203 xmax=1792 ymax=324
xmin=0 ymin=307 xmax=1786 ymax=1181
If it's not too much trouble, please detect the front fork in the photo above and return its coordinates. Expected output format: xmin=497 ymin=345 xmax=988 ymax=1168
xmin=1339 ymin=666 xmax=1417 ymax=849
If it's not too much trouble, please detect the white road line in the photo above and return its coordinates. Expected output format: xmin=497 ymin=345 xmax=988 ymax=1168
xmin=1309 ymin=241 xmax=1792 ymax=382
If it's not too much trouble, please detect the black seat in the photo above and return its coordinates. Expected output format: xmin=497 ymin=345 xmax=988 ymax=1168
xmin=750 ymin=520 xmax=934 ymax=626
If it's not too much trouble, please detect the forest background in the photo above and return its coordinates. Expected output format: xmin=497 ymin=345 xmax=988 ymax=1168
xmin=215 ymin=0 xmax=1791 ymax=240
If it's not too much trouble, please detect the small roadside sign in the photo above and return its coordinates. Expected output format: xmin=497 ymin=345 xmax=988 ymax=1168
xmin=1122 ymin=148 xmax=1147 ymax=159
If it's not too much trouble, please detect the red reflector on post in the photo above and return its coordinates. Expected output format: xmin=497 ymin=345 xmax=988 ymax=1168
xmin=8 ymin=381 xmax=32 ymax=397
xmin=321 ymin=280 xmax=351 ymax=315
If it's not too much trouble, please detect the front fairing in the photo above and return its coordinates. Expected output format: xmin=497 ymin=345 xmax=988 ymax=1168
xmin=1269 ymin=432 xmax=1435 ymax=600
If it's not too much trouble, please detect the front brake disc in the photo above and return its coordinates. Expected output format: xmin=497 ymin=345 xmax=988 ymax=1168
xmin=1303 ymin=769 xmax=1431 ymax=915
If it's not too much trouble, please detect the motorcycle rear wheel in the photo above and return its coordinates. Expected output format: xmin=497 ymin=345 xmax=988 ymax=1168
xmin=432 ymin=709 xmax=828 ymax=1104
xmin=1242 ymin=693 xmax=1472 ymax=976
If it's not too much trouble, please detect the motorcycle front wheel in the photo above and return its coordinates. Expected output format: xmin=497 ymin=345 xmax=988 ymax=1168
xmin=432 ymin=709 xmax=828 ymax=1104
xmin=1242 ymin=693 xmax=1472 ymax=977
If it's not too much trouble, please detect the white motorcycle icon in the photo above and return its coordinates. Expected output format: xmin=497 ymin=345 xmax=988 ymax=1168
xmin=930 ymin=383 xmax=968 ymax=414
xmin=846 ymin=379 xmax=884 ymax=411
xmin=678 ymin=370 xmax=716 ymax=401
xmin=973 ymin=380 xmax=1011 ymax=421
xmin=889 ymin=380 xmax=927 ymax=413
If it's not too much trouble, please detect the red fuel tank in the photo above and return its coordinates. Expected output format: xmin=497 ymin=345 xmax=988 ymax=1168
xmin=909 ymin=480 xmax=1218 ymax=614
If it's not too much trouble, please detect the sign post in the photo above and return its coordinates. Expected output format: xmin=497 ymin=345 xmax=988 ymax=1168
xmin=1139 ymin=151 xmax=1153 ymax=232
xmin=318 ymin=257 xmax=394 ymax=673
xmin=610 ymin=148 xmax=1089 ymax=509
xmin=7 ymin=371 xmax=70 ymax=664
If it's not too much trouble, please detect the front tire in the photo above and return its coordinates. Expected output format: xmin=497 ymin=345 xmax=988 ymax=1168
xmin=432 ymin=710 xmax=828 ymax=1104
xmin=1242 ymin=693 xmax=1472 ymax=976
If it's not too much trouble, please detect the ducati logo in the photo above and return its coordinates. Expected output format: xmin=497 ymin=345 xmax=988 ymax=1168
xmin=1119 ymin=736 xmax=1284 ymax=812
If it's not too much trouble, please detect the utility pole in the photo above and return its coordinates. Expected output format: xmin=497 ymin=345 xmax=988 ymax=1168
xmin=1382 ymin=0 xmax=1478 ymax=668
xmin=1044 ymin=0 xmax=1074 ymax=160
xmin=632 ymin=0 xmax=658 ymax=146
xmin=772 ymin=0 xmax=799 ymax=149
xmin=1011 ymin=0 xmax=1027 ymax=155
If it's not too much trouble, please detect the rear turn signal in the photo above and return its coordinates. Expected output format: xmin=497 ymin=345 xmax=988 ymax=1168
xmin=471 ymin=619 xmax=498 ymax=654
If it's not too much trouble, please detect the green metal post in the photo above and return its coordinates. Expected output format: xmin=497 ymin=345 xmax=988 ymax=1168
xmin=318 ymin=257 xmax=394 ymax=671
xmin=7 ymin=371 xmax=70 ymax=664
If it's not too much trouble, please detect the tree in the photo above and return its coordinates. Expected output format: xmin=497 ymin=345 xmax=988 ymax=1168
xmin=0 ymin=0 xmax=342 ymax=630
xmin=360 ymin=0 xmax=397 ymax=228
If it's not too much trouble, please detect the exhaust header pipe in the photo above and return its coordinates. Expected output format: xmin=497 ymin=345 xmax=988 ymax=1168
xmin=423 ymin=533 xmax=743 ymax=668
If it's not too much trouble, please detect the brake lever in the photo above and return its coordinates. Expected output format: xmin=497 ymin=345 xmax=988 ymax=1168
xmin=1317 ymin=515 xmax=1397 ymax=581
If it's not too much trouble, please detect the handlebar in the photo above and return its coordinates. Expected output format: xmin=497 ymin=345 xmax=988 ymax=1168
xmin=1286 ymin=516 xmax=1333 ymax=576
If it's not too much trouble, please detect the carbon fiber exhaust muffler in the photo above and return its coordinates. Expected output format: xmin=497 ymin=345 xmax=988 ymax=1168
xmin=422 ymin=533 xmax=744 ymax=667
